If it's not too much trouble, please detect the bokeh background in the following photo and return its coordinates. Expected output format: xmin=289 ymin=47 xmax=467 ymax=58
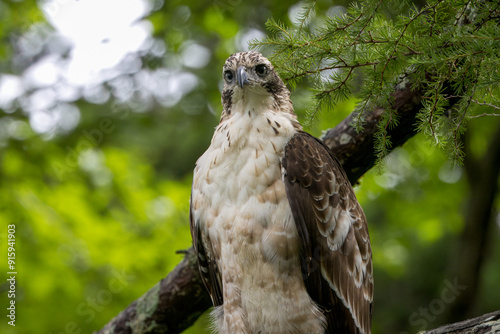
xmin=0 ymin=0 xmax=499 ymax=333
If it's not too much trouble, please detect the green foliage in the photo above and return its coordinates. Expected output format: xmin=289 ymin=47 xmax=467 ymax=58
xmin=253 ymin=0 xmax=500 ymax=162
xmin=0 ymin=136 xmax=195 ymax=334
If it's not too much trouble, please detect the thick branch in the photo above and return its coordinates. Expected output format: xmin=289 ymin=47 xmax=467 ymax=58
xmin=96 ymin=82 xmax=428 ymax=334
xmin=322 ymin=83 xmax=422 ymax=184
xmin=423 ymin=309 xmax=500 ymax=334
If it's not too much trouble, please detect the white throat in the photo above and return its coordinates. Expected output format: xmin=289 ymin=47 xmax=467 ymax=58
xmin=232 ymin=86 xmax=274 ymax=115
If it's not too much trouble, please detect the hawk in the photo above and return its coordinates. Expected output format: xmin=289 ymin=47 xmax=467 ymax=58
xmin=190 ymin=51 xmax=373 ymax=334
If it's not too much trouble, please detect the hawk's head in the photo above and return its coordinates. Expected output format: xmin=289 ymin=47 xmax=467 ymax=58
xmin=220 ymin=51 xmax=293 ymax=118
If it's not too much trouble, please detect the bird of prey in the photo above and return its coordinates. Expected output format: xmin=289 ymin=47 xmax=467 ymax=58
xmin=190 ymin=51 xmax=373 ymax=334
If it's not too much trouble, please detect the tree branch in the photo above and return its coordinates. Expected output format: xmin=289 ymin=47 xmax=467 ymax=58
xmin=322 ymin=82 xmax=422 ymax=184
xmin=423 ymin=309 xmax=500 ymax=334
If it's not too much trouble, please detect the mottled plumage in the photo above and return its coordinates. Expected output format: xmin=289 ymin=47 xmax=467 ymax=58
xmin=190 ymin=51 xmax=373 ymax=334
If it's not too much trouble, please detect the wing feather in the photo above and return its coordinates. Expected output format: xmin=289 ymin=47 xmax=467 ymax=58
xmin=190 ymin=202 xmax=223 ymax=307
xmin=282 ymin=132 xmax=373 ymax=334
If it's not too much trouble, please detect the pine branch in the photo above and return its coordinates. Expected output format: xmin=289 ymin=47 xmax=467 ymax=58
xmin=255 ymin=0 xmax=500 ymax=163
xmin=297 ymin=0 xmax=317 ymax=33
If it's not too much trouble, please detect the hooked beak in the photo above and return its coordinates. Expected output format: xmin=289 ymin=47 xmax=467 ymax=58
xmin=237 ymin=66 xmax=249 ymax=88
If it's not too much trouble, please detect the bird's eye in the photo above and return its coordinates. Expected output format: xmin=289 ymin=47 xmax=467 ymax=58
xmin=255 ymin=64 xmax=267 ymax=77
xmin=224 ymin=70 xmax=234 ymax=82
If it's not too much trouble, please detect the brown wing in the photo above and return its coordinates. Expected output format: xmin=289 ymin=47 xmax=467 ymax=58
xmin=282 ymin=132 xmax=373 ymax=334
xmin=190 ymin=199 xmax=223 ymax=307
